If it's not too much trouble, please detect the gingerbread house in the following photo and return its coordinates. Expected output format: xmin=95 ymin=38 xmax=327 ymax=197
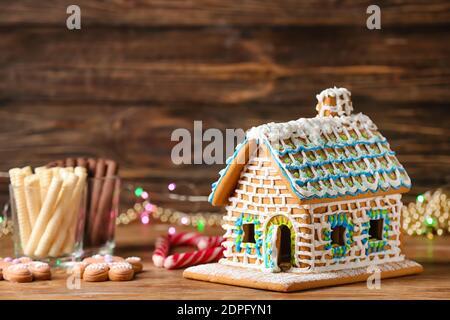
xmin=184 ymin=87 xmax=422 ymax=292
xmin=208 ymin=87 xmax=414 ymax=273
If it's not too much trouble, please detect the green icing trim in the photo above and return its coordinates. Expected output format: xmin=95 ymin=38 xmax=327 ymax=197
xmin=324 ymin=213 xmax=355 ymax=259
xmin=364 ymin=209 xmax=390 ymax=255
xmin=263 ymin=215 xmax=297 ymax=269
xmin=234 ymin=213 xmax=263 ymax=258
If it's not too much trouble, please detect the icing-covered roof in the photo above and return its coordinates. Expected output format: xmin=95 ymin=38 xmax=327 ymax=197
xmin=209 ymin=112 xmax=411 ymax=204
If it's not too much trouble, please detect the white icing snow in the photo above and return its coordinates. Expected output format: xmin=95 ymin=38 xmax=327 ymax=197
xmin=246 ymin=113 xmax=376 ymax=144
xmin=185 ymin=260 xmax=421 ymax=287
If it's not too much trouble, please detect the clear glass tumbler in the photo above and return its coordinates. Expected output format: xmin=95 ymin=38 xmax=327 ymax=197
xmin=82 ymin=176 xmax=121 ymax=256
xmin=10 ymin=183 xmax=87 ymax=262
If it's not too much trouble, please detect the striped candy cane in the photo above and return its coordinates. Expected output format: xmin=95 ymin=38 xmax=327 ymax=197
xmin=163 ymin=246 xmax=224 ymax=270
xmin=153 ymin=231 xmax=225 ymax=269
xmin=152 ymin=236 xmax=170 ymax=267
xmin=197 ymin=235 xmax=224 ymax=250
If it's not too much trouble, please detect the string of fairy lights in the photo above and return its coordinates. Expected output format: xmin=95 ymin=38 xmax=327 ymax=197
xmin=401 ymin=188 xmax=450 ymax=239
xmin=115 ymin=182 xmax=223 ymax=233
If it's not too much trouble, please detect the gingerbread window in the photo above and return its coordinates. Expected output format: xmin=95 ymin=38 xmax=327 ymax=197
xmin=331 ymin=226 xmax=346 ymax=246
xmin=242 ymin=223 xmax=256 ymax=243
xmin=369 ymin=218 xmax=384 ymax=240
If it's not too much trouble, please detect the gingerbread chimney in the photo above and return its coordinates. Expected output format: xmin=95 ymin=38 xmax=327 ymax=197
xmin=316 ymin=87 xmax=353 ymax=117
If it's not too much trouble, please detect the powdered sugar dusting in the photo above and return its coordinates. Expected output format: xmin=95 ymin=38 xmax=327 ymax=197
xmin=185 ymin=260 xmax=422 ymax=288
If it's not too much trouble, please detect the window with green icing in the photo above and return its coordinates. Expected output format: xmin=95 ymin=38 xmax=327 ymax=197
xmin=242 ymin=223 xmax=256 ymax=244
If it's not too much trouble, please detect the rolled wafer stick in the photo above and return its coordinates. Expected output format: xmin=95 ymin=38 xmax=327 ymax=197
xmin=87 ymin=158 xmax=97 ymax=178
xmin=55 ymin=160 xmax=64 ymax=167
xmin=21 ymin=166 xmax=33 ymax=176
xmin=24 ymin=175 xmax=41 ymax=228
xmin=46 ymin=161 xmax=59 ymax=168
xmin=87 ymin=159 xmax=106 ymax=245
xmin=9 ymin=168 xmax=32 ymax=250
xmin=25 ymin=176 xmax=63 ymax=256
xmin=61 ymin=167 xmax=88 ymax=254
xmin=49 ymin=169 xmax=86 ymax=257
xmin=92 ymin=160 xmax=118 ymax=245
xmin=35 ymin=173 xmax=78 ymax=257
xmin=36 ymin=168 xmax=52 ymax=203
xmin=65 ymin=158 xmax=76 ymax=168
xmin=51 ymin=167 xmax=61 ymax=179
xmin=77 ymin=158 xmax=87 ymax=169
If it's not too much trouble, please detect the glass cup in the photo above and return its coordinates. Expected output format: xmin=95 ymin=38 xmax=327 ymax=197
xmin=82 ymin=176 xmax=121 ymax=256
xmin=10 ymin=183 xmax=87 ymax=263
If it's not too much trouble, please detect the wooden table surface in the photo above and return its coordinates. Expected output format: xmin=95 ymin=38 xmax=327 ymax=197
xmin=0 ymin=223 xmax=449 ymax=300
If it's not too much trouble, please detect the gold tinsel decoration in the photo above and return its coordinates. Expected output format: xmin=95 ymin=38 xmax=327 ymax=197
xmin=402 ymin=189 xmax=450 ymax=239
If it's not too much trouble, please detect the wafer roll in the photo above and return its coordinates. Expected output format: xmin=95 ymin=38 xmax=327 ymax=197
xmin=9 ymin=168 xmax=32 ymax=249
xmin=24 ymin=175 xmax=41 ymax=228
xmin=51 ymin=167 xmax=62 ymax=179
xmin=36 ymin=168 xmax=53 ymax=203
xmin=87 ymin=158 xmax=97 ymax=177
xmin=65 ymin=158 xmax=76 ymax=168
xmin=87 ymin=159 xmax=106 ymax=244
xmin=21 ymin=166 xmax=33 ymax=176
xmin=77 ymin=158 xmax=87 ymax=169
xmin=35 ymin=173 xmax=78 ymax=257
xmin=46 ymin=161 xmax=59 ymax=168
xmin=25 ymin=176 xmax=63 ymax=256
xmin=92 ymin=160 xmax=118 ymax=244
xmin=49 ymin=168 xmax=86 ymax=257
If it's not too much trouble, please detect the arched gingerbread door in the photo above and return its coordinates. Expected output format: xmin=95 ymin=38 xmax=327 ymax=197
xmin=263 ymin=215 xmax=297 ymax=272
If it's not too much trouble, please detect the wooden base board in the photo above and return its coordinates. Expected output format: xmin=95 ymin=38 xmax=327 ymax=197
xmin=183 ymin=260 xmax=423 ymax=292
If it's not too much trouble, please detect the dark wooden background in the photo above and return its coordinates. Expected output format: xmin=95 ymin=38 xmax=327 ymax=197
xmin=0 ymin=0 xmax=449 ymax=206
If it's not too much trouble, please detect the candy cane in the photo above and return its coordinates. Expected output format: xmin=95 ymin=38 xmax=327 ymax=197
xmin=197 ymin=235 xmax=224 ymax=250
xmin=152 ymin=236 xmax=170 ymax=268
xmin=169 ymin=232 xmax=203 ymax=248
xmin=152 ymin=231 xmax=224 ymax=269
xmin=163 ymin=246 xmax=224 ymax=270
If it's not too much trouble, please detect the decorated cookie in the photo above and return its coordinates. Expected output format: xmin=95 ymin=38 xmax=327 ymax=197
xmin=108 ymin=263 xmax=134 ymax=281
xmin=0 ymin=257 xmax=51 ymax=283
xmin=4 ymin=264 xmax=34 ymax=283
xmin=125 ymin=257 xmax=143 ymax=273
xmin=83 ymin=254 xmax=124 ymax=265
xmin=28 ymin=262 xmax=52 ymax=281
xmin=83 ymin=263 xmax=110 ymax=282
xmin=74 ymin=254 xmax=143 ymax=282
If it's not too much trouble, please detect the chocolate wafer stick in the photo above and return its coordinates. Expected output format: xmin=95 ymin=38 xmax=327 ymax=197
xmin=87 ymin=159 xmax=106 ymax=245
xmin=87 ymin=158 xmax=97 ymax=178
xmin=55 ymin=160 xmax=65 ymax=167
xmin=76 ymin=157 xmax=87 ymax=169
xmin=92 ymin=160 xmax=118 ymax=245
xmin=46 ymin=161 xmax=59 ymax=168
xmin=65 ymin=158 xmax=76 ymax=168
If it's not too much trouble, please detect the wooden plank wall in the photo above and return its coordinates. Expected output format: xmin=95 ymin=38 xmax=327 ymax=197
xmin=0 ymin=0 xmax=449 ymax=205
